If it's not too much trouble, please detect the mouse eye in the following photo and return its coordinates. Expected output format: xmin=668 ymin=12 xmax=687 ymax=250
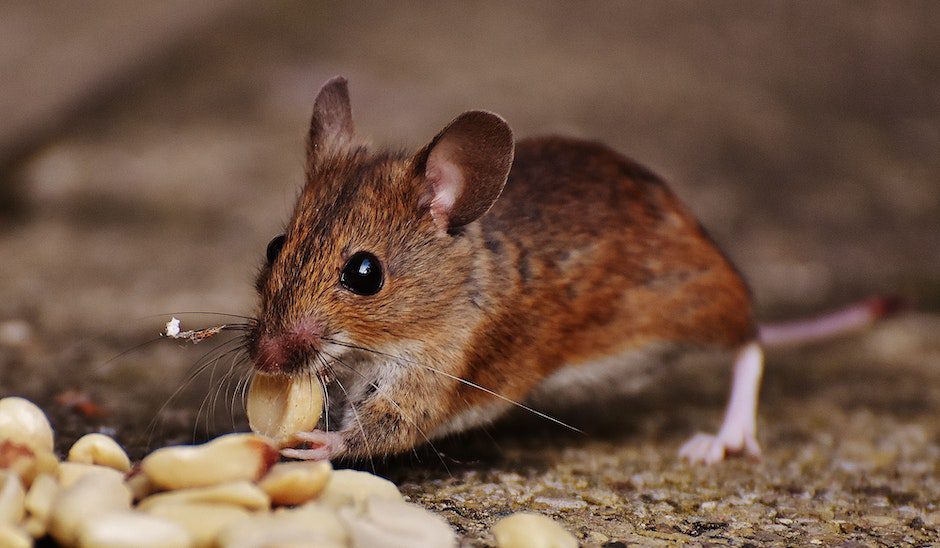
xmin=266 ymin=234 xmax=287 ymax=264
xmin=340 ymin=251 xmax=383 ymax=296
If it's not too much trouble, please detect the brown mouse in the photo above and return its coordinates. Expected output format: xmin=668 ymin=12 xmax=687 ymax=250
xmin=247 ymin=76 xmax=898 ymax=465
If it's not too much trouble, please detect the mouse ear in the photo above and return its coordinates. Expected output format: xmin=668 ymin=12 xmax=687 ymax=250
xmin=414 ymin=111 xmax=514 ymax=230
xmin=307 ymin=76 xmax=354 ymax=159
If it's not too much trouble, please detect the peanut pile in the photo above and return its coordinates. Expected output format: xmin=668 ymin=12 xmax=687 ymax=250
xmin=0 ymin=393 xmax=578 ymax=547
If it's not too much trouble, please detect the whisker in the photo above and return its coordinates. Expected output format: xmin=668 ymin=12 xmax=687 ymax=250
xmin=238 ymin=357 xmax=253 ymax=412
xmin=314 ymin=361 xmax=331 ymax=434
xmin=227 ymin=360 xmax=243 ymax=433
xmin=143 ymin=336 xmax=246 ymax=448
xmin=184 ymin=337 xmax=247 ymax=382
xmin=303 ymin=371 xmax=322 ymax=432
xmin=322 ymin=350 xmax=451 ymax=475
xmin=211 ymin=346 xmax=245 ymax=435
xmin=316 ymin=358 xmax=337 ymax=435
xmin=95 ymin=336 xmax=166 ymax=374
xmin=98 ymin=323 xmax=251 ymax=378
xmin=229 ymin=351 xmax=251 ymax=432
xmin=416 ymin=362 xmax=583 ymax=434
xmin=320 ymin=355 xmax=376 ymax=473
xmin=135 ymin=311 xmax=258 ymax=322
xmin=322 ymin=338 xmax=583 ymax=434
xmin=194 ymin=352 xmax=221 ymax=441
xmin=197 ymin=343 xmax=245 ymax=441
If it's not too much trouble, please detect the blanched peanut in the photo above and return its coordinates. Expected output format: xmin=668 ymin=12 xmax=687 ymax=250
xmin=0 ymin=472 xmax=26 ymax=525
xmin=272 ymin=504 xmax=347 ymax=544
xmin=22 ymin=516 xmax=44 ymax=539
xmin=145 ymin=502 xmax=250 ymax=548
xmin=68 ymin=433 xmax=131 ymax=472
xmin=339 ymin=496 xmax=456 ymax=548
xmin=0 ymin=397 xmax=54 ymax=453
xmin=491 ymin=512 xmax=578 ymax=548
xmin=258 ymin=460 xmax=332 ymax=506
xmin=76 ymin=510 xmax=191 ymax=548
xmin=23 ymin=473 xmax=57 ymax=536
xmin=138 ymin=481 xmax=270 ymax=512
xmin=215 ymin=510 xmax=345 ymax=548
xmin=30 ymin=451 xmax=58 ymax=488
xmin=140 ymin=433 xmax=278 ymax=490
xmin=317 ymin=469 xmax=403 ymax=510
xmin=58 ymin=462 xmax=124 ymax=488
xmin=247 ymin=373 xmax=323 ymax=444
xmin=124 ymin=470 xmax=154 ymax=501
xmin=0 ymin=441 xmax=58 ymax=488
xmin=48 ymin=471 xmax=133 ymax=545
xmin=0 ymin=524 xmax=32 ymax=548
xmin=218 ymin=527 xmax=342 ymax=548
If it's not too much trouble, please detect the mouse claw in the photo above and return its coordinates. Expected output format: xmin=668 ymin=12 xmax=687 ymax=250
xmin=281 ymin=430 xmax=346 ymax=461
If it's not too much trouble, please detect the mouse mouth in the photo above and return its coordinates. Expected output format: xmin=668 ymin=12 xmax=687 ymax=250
xmin=250 ymin=349 xmax=313 ymax=376
xmin=248 ymin=317 xmax=328 ymax=375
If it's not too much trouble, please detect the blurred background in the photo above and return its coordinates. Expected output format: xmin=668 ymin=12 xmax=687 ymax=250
xmin=1 ymin=2 xmax=938 ymax=543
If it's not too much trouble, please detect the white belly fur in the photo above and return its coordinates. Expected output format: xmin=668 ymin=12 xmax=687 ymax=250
xmin=431 ymin=343 xmax=679 ymax=438
xmin=526 ymin=342 xmax=679 ymax=409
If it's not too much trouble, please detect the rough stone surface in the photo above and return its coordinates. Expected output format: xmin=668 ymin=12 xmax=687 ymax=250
xmin=1 ymin=2 xmax=938 ymax=545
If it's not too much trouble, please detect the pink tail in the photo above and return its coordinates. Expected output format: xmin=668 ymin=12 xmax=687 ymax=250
xmin=758 ymin=295 xmax=906 ymax=348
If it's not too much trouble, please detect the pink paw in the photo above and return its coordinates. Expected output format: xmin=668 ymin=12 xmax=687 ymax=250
xmin=280 ymin=430 xmax=346 ymax=461
xmin=679 ymin=430 xmax=761 ymax=465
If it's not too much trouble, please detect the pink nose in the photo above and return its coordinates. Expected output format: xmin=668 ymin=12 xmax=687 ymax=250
xmin=253 ymin=319 xmax=323 ymax=373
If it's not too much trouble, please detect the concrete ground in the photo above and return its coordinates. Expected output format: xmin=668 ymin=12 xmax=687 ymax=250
xmin=1 ymin=2 xmax=938 ymax=545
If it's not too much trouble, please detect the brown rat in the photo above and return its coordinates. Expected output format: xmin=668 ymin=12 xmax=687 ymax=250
xmin=247 ymin=77 xmax=898 ymax=465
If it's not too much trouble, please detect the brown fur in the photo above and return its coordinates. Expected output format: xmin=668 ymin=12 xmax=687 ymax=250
xmin=249 ymin=81 xmax=755 ymax=460
xmin=454 ymin=136 xmax=754 ymax=412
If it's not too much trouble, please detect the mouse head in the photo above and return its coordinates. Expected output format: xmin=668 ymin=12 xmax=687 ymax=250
xmin=249 ymin=77 xmax=514 ymax=377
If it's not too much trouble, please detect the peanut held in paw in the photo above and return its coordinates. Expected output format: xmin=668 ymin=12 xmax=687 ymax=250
xmin=247 ymin=374 xmax=323 ymax=444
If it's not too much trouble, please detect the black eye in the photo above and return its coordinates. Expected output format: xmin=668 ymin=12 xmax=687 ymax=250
xmin=266 ymin=234 xmax=286 ymax=264
xmin=341 ymin=251 xmax=383 ymax=296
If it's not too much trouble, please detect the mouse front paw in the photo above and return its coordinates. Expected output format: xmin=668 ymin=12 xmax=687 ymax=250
xmin=679 ymin=429 xmax=761 ymax=465
xmin=280 ymin=430 xmax=347 ymax=461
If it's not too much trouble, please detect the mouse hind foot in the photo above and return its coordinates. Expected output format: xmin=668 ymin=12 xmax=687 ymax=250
xmin=679 ymin=341 xmax=763 ymax=465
